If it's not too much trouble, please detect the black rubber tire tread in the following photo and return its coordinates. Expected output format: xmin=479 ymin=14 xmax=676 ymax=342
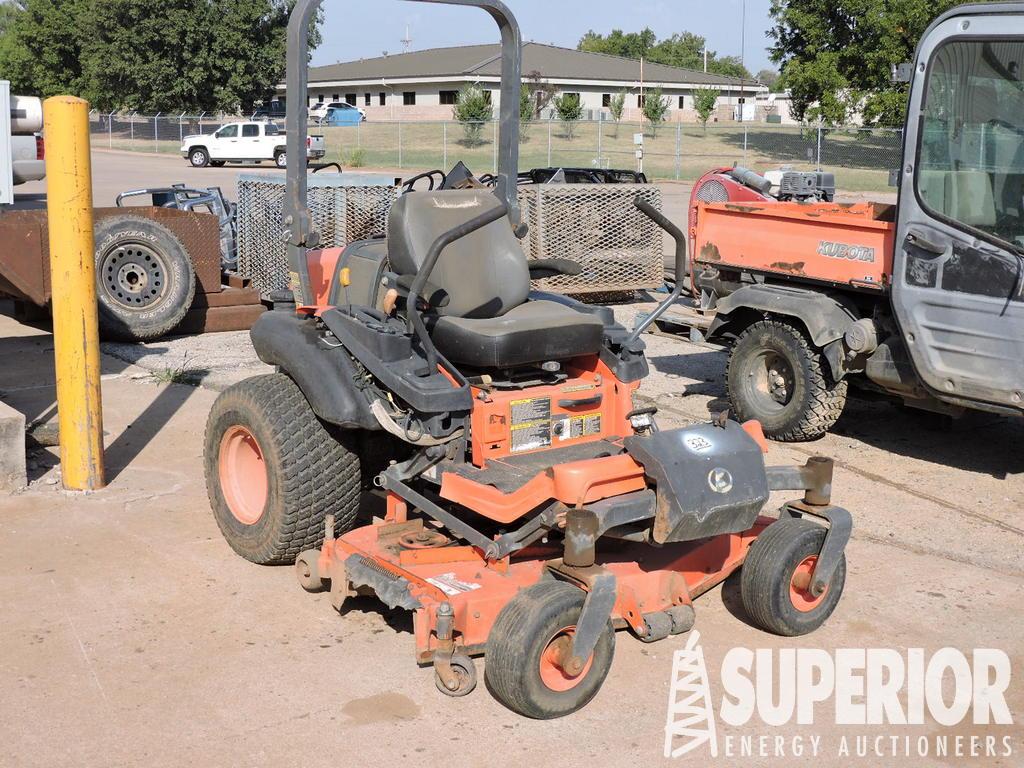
xmin=740 ymin=517 xmax=846 ymax=637
xmin=204 ymin=373 xmax=361 ymax=565
xmin=485 ymin=581 xmax=615 ymax=719
xmin=94 ymin=215 xmax=196 ymax=341
xmin=274 ymin=150 xmax=287 ymax=168
xmin=727 ymin=318 xmax=847 ymax=441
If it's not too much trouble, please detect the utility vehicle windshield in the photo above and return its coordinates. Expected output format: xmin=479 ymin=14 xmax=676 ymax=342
xmin=918 ymin=39 xmax=1024 ymax=248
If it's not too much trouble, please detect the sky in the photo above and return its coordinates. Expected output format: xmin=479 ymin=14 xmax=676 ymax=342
xmin=311 ymin=0 xmax=776 ymax=75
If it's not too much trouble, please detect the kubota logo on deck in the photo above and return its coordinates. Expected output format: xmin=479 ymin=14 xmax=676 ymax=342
xmin=818 ymin=240 xmax=876 ymax=262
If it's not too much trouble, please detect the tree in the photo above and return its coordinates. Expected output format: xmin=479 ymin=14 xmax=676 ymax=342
xmin=0 ymin=0 xmax=320 ymax=112
xmin=693 ymin=88 xmax=719 ymax=132
xmin=769 ymin=0 xmax=959 ymax=126
xmin=579 ymin=28 xmax=751 ymax=79
xmin=641 ymin=86 xmax=669 ymax=137
xmin=519 ymin=84 xmax=533 ymax=143
xmin=757 ymin=68 xmax=780 ymax=89
xmin=453 ymin=84 xmax=492 ymax=146
xmin=552 ymin=92 xmax=583 ymax=139
xmin=608 ymin=89 xmax=626 ymax=136
xmin=525 ymin=69 xmax=556 ymax=118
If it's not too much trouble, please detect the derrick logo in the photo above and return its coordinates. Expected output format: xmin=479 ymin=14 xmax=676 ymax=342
xmin=818 ymin=240 xmax=876 ymax=262
xmin=664 ymin=640 xmax=1016 ymax=760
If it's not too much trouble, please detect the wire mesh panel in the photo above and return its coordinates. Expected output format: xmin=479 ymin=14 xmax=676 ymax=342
xmin=518 ymin=184 xmax=663 ymax=293
xmin=236 ymin=173 xmax=399 ymax=294
xmin=237 ymin=174 xmax=664 ymax=296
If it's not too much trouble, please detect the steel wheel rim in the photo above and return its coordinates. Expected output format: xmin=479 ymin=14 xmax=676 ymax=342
xmin=538 ymin=626 xmax=593 ymax=692
xmin=789 ymin=555 xmax=828 ymax=612
xmin=99 ymin=241 xmax=169 ymax=309
xmin=747 ymin=350 xmax=795 ymax=414
xmin=218 ymin=426 xmax=269 ymax=525
xmin=191 ymin=150 xmax=206 ymax=165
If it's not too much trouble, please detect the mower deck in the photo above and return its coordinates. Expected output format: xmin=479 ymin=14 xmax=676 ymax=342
xmin=318 ymin=511 xmax=774 ymax=665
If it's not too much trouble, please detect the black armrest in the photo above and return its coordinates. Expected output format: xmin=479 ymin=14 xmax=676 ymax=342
xmin=392 ymin=273 xmax=450 ymax=308
xmin=528 ymin=258 xmax=582 ymax=279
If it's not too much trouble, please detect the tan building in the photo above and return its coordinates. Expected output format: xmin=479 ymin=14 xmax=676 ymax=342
xmin=295 ymin=42 xmax=766 ymax=122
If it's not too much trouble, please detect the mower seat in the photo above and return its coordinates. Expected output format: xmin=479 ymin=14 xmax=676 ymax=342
xmin=388 ymin=189 xmax=604 ymax=368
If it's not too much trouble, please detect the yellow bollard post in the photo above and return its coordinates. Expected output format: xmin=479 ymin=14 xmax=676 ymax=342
xmin=44 ymin=96 xmax=106 ymax=490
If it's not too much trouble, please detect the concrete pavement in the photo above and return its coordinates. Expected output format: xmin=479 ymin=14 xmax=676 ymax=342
xmin=1 ymin=300 xmax=1021 ymax=767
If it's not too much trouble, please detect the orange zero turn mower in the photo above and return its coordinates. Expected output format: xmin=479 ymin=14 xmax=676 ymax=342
xmin=202 ymin=0 xmax=852 ymax=719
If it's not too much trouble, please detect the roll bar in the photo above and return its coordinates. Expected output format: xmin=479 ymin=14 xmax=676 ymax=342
xmin=283 ymin=0 xmax=522 ymax=306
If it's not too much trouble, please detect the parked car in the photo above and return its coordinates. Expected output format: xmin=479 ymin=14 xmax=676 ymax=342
xmin=251 ymin=101 xmax=286 ymax=121
xmin=309 ymin=101 xmax=366 ymax=123
xmin=179 ymin=121 xmax=325 ymax=168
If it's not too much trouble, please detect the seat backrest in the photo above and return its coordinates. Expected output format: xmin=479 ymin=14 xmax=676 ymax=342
xmin=387 ymin=189 xmax=530 ymax=318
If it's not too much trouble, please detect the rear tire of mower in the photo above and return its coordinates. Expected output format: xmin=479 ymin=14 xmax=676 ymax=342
xmin=485 ymin=581 xmax=615 ymax=719
xmin=740 ymin=518 xmax=846 ymax=637
xmin=204 ymin=373 xmax=362 ymax=565
xmin=727 ymin=318 xmax=847 ymax=442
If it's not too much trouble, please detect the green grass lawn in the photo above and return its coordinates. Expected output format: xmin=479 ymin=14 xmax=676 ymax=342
xmin=93 ymin=120 xmax=901 ymax=194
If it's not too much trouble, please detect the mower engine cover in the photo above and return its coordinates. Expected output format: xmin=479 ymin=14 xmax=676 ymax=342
xmin=624 ymin=422 xmax=769 ymax=544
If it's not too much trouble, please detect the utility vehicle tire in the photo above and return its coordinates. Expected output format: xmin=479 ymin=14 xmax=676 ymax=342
xmin=94 ymin=216 xmax=196 ymax=341
xmin=189 ymin=147 xmax=210 ymax=167
xmin=741 ymin=518 xmax=846 ymax=637
xmin=727 ymin=318 xmax=847 ymax=441
xmin=204 ymin=373 xmax=362 ymax=565
xmin=485 ymin=581 xmax=615 ymax=719
xmin=274 ymin=150 xmax=287 ymax=168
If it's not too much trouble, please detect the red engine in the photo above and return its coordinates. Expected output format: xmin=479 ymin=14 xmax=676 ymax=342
xmin=687 ymin=167 xmax=773 ymax=234
xmin=686 ymin=167 xmax=775 ymax=292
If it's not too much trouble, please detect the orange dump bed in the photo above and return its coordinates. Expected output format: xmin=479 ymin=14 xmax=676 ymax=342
xmin=692 ymin=200 xmax=897 ymax=289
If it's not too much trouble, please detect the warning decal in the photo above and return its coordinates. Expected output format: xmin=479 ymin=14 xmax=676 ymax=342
xmin=556 ymin=413 xmax=604 ymax=441
xmin=426 ymin=573 xmax=482 ymax=597
xmin=510 ymin=397 xmax=552 ymax=453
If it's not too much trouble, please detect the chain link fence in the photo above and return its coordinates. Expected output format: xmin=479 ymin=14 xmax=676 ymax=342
xmin=88 ymin=112 xmax=903 ymax=194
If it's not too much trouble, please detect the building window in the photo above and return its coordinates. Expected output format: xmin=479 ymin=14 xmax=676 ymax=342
xmin=403 ymin=91 xmax=416 ymax=106
xmin=379 ymin=92 xmax=386 ymax=106
xmin=602 ymin=94 xmax=611 ymax=107
xmin=637 ymin=94 xmax=645 ymax=108
xmin=679 ymin=95 xmax=686 ymax=109
xmin=317 ymin=94 xmax=325 ymax=104
xmin=365 ymin=93 xmax=371 ymax=106
xmin=345 ymin=93 xmax=357 ymax=105
xmin=482 ymin=89 xmax=492 ymax=104
xmin=332 ymin=93 xmax=339 ymax=101
xmin=440 ymin=90 xmax=459 ymax=105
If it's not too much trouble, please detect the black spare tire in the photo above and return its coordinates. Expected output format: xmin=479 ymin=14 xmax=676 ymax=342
xmin=94 ymin=215 xmax=196 ymax=341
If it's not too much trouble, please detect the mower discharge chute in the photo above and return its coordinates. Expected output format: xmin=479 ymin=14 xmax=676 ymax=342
xmin=203 ymin=0 xmax=852 ymax=719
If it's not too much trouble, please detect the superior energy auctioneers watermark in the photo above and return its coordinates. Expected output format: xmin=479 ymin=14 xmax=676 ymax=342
xmin=665 ymin=635 xmax=1016 ymax=760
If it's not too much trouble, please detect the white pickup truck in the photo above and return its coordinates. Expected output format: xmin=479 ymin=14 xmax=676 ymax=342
xmin=180 ymin=120 xmax=325 ymax=169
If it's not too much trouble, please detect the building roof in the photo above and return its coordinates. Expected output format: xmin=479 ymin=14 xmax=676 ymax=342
xmin=309 ymin=42 xmax=752 ymax=87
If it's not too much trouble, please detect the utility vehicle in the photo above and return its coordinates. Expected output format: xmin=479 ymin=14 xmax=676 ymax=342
xmin=180 ymin=120 xmax=325 ymax=168
xmin=661 ymin=3 xmax=1024 ymax=441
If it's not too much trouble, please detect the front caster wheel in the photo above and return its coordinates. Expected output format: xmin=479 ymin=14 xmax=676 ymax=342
xmin=741 ymin=517 xmax=846 ymax=636
xmin=296 ymin=550 xmax=326 ymax=592
xmin=485 ymin=581 xmax=615 ymax=719
xmin=435 ymin=653 xmax=477 ymax=697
